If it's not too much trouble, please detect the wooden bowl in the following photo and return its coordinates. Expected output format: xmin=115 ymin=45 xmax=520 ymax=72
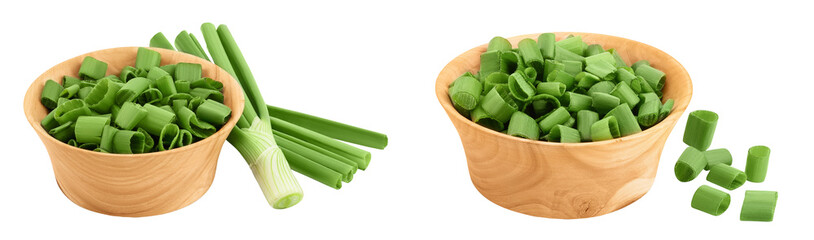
xmin=435 ymin=33 xmax=692 ymax=219
xmin=23 ymin=47 xmax=244 ymax=217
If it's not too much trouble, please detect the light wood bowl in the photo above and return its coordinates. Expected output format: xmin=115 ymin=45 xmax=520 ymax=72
xmin=436 ymin=33 xmax=692 ymax=219
xmin=23 ymin=47 xmax=244 ymax=217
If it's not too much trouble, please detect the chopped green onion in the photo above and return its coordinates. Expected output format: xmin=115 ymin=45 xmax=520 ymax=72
xmin=683 ymin=110 xmax=718 ymax=151
xmin=575 ymin=72 xmax=600 ymax=89
xmin=60 ymin=84 xmax=79 ymax=98
xmin=745 ymin=145 xmax=771 ymax=183
xmin=587 ymin=81 xmax=615 ymax=96
xmin=120 ymin=66 xmax=137 ymax=82
xmin=85 ymin=78 xmax=122 ymax=112
xmin=740 ymin=190 xmax=778 ymax=222
xmin=174 ymin=62 xmax=202 ymax=82
xmin=99 ymin=125 xmax=118 ymax=152
xmin=546 ymin=70 xmax=575 ymax=90
xmin=135 ymin=47 xmax=161 ymax=70
xmin=576 ymin=110 xmax=599 ymax=141
xmin=267 ymin=105 xmax=388 ymax=149
xmin=518 ymin=38 xmax=544 ymax=78
xmin=590 ymin=92 xmax=620 ymax=115
xmin=173 ymin=105 xmax=216 ymax=138
xmin=590 ymin=116 xmax=620 ymax=141
xmin=585 ymin=44 xmax=604 ymax=56
xmin=160 ymin=64 xmax=176 ymax=75
xmin=507 ymin=112 xmax=539 ymax=140
xmin=158 ymin=123 xmax=180 ymax=151
xmin=149 ymin=32 xmax=175 ymax=50
xmin=137 ymin=103 xmax=177 ymax=135
xmin=562 ymin=60 xmax=583 ymax=76
xmin=616 ymin=67 xmax=637 ymax=86
xmin=556 ymin=35 xmax=584 ymax=56
xmin=635 ymin=64 xmax=665 ymax=91
xmin=537 ymin=33 xmax=556 ymax=59
xmin=543 ymin=59 xmax=564 ymax=80
xmin=507 ymin=72 xmax=535 ymax=101
xmin=196 ymin=99 xmax=231 ymax=126
xmin=538 ymin=107 xmax=570 ymax=134
xmin=479 ymin=50 xmax=501 ymax=79
xmin=480 ymin=87 xmax=517 ymax=123
xmin=175 ymin=80 xmax=191 ymax=93
xmin=487 ymin=36 xmax=511 ymax=52
xmin=74 ymin=115 xmax=110 ymax=144
xmin=610 ymin=81 xmax=640 ymax=109
xmin=63 ymin=76 xmax=81 ymax=88
xmin=691 ymin=185 xmax=730 ymax=216
xmin=547 ymin=125 xmax=580 ymax=143
xmin=637 ymin=100 xmax=661 ymax=127
xmin=639 ymin=92 xmax=659 ymax=103
xmin=137 ymin=88 xmax=163 ymax=105
xmin=78 ymin=56 xmax=108 ymax=80
xmin=155 ymin=75 xmax=177 ymax=97
xmin=138 ymin=127 xmax=155 ymax=152
xmin=704 ymin=148 xmax=733 ymax=170
xmin=449 ymin=74 xmax=482 ymax=110
xmin=41 ymin=79 xmax=63 ymax=110
xmin=190 ymin=77 xmax=223 ymax=90
xmin=524 ymin=94 xmax=560 ymax=120
xmin=609 ymin=49 xmax=627 ymax=68
xmin=115 ymin=77 xmax=150 ymax=105
xmin=115 ymin=102 xmax=148 ymax=130
xmin=562 ymin=92 xmax=592 ymax=113
xmin=631 ymin=60 xmax=650 ymax=71
xmin=49 ymin=121 xmax=75 ymax=142
xmin=190 ymin=88 xmax=224 ymax=102
xmin=563 ymin=116 xmax=576 ymax=128
xmin=113 ymin=130 xmax=146 ymax=154
xmin=52 ymin=99 xmax=91 ymax=124
xmin=536 ymin=82 xmax=566 ymax=97
xmin=675 ymin=146 xmax=707 ymax=182
xmin=499 ymin=51 xmax=521 ymax=74
xmin=41 ymin=111 xmax=60 ymax=132
xmin=523 ymin=67 xmax=537 ymax=80
xmin=659 ymin=99 xmax=674 ymax=121
xmin=554 ymin=46 xmax=584 ymax=62
xmin=605 ymin=104 xmax=641 ymax=136
xmin=585 ymin=60 xmax=616 ymax=81
xmin=146 ymin=66 xmax=170 ymax=81
xmin=483 ymin=72 xmax=509 ymax=94
xmin=706 ymin=164 xmax=746 ymax=190
xmin=178 ymin=129 xmax=193 ymax=146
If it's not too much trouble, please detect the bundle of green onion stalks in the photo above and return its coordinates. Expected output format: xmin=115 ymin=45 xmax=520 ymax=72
xmin=149 ymin=23 xmax=388 ymax=209
xmin=449 ymin=34 xmax=673 ymax=142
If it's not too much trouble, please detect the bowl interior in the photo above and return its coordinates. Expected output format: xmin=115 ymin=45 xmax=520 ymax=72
xmin=435 ymin=32 xmax=692 ymax=146
xmin=23 ymin=47 xmax=244 ymax=157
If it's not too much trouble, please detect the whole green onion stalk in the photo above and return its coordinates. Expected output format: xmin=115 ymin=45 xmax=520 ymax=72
xmin=153 ymin=23 xmax=303 ymax=208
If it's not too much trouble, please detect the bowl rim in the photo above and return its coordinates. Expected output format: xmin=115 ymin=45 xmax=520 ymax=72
xmin=435 ymin=32 xmax=692 ymax=147
xmin=23 ymin=46 xmax=245 ymax=158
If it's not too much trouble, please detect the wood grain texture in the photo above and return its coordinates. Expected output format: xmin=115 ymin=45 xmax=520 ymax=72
xmin=435 ymin=33 xmax=692 ymax=219
xmin=23 ymin=47 xmax=244 ymax=217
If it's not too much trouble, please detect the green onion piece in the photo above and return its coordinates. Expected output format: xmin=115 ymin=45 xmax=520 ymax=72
xmin=543 ymin=60 xmax=564 ymax=81
xmin=745 ymin=145 xmax=771 ymax=183
xmin=546 ymin=125 xmax=579 ymax=142
xmin=137 ymin=128 xmax=155 ymax=153
xmin=146 ymin=66 xmax=169 ymax=82
xmin=41 ymin=79 xmax=63 ymax=110
xmin=120 ymin=66 xmax=137 ymax=82
xmin=740 ymin=190 xmax=778 ymax=222
xmin=577 ymin=110 xmax=599 ymax=141
xmin=174 ymin=31 xmax=210 ymax=60
xmin=522 ymin=67 xmax=537 ymax=81
xmin=659 ymin=99 xmax=674 ymax=121
xmin=59 ymin=84 xmax=79 ymax=98
xmin=691 ymin=185 xmax=730 ymax=216
xmin=190 ymin=77 xmax=223 ymax=90
xmin=74 ymin=115 xmax=110 ymax=144
xmin=482 ymin=72 xmax=509 ymax=94
xmin=536 ymin=82 xmax=566 ymax=98
xmin=537 ymin=33 xmax=556 ymax=59
xmin=499 ymin=51 xmax=522 ymax=74
xmin=518 ymin=38 xmax=544 ymax=78
xmin=608 ymin=49 xmax=627 ymax=68
xmin=279 ymin=146 xmax=343 ymax=189
xmin=590 ymin=116 xmax=620 ymax=141
xmin=563 ymin=116 xmax=576 ymax=128
xmin=274 ymin=130 xmax=359 ymax=172
xmin=675 ymin=146 xmax=707 ymax=182
xmin=585 ymin=44 xmax=604 ymax=56
xmin=554 ymin=46 xmax=584 ymax=62
xmin=196 ymin=99 xmax=231 ymax=126
xmin=639 ymin=92 xmax=659 ymax=103
xmin=449 ymin=74 xmax=482 ymax=110
xmin=85 ymin=78 xmax=122 ymax=112
xmin=53 ymin=99 xmax=91 ymax=124
xmin=99 ymin=125 xmax=118 ymax=153
xmin=158 ymin=123 xmax=180 ymax=151
xmin=173 ymin=105 xmax=216 ymax=138
xmin=704 ymin=148 xmax=733 ymax=170
xmin=174 ymin=80 xmax=191 ymax=93
xmin=188 ymin=33 xmax=210 ymax=61
xmin=174 ymin=62 xmax=202 ymax=82
xmin=480 ymin=87 xmax=517 ymax=123
xmin=187 ymin=97 xmax=205 ymax=111
xmin=115 ymin=102 xmax=148 ymax=130
xmin=267 ymin=105 xmax=388 ymax=149
xmin=635 ymin=64 xmax=666 ymax=91
xmin=610 ymin=81 xmax=640 ymax=109
xmin=706 ymin=164 xmax=746 ymax=190
xmin=178 ymin=129 xmax=193 ymax=147
xmin=189 ymin=88 xmax=224 ymax=102
xmin=113 ymin=130 xmax=146 ymax=154
xmin=683 ymin=110 xmax=718 ymax=151
xmin=274 ymin=133 xmax=355 ymax=183
xmin=110 ymin=105 xmax=120 ymax=121
xmin=67 ymin=139 xmax=77 ymax=147
xmin=149 ymin=32 xmax=175 ymax=50
xmin=487 ymin=36 xmax=511 ymax=52
xmin=41 ymin=111 xmax=60 ymax=132
xmin=590 ymin=92 xmax=620 ymax=116
xmin=63 ymin=76 xmax=81 ymax=88
xmin=631 ymin=60 xmax=650 ymax=71
xmin=562 ymin=60 xmax=583 ymax=76
xmin=629 ymin=76 xmax=643 ymax=94
xmin=137 ymin=104 xmax=177 ymax=136
xmin=115 ymin=77 xmax=151 ymax=105
xmin=155 ymin=75 xmax=177 ymax=97
xmin=78 ymin=143 xmax=98 ymax=150
xmin=616 ymin=67 xmax=637 ymax=86
xmin=49 ymin=121 xmax=75 ymax=142
xmin=585 ymin=57 xmax=617 ymax=81
xmin=479 ymin=50 xmax=501 ymax=79
xmin=637 ymin=100 xmax=661 ymax=127
xmin=270 ymin=117 xmax=371 ymax=170
xmin=137 ymin=88 xmax=164 ymax=105
xmin=78 ymin=56 xmax=108 ymax=80
xmin=135 ymin=47 xmax=161 ymax=70
xmin=575 ymin=72 xmax=600 ymax=89
xmin=57 ymin=97 xmax=69 ymax=106
xmin=134 ymin=68 xmax=148 ymax=78
xmin=160 ymin=64 xmax=176 ymax=76
xmin=524 ymin=94 xmax=560 ymax=120
xmin=605 ymin=104 xmax=641 ymax=137
xmin=585 ymin=52 xmax=616 ymax=66
xmin=562 ymin=92 xmax=592 ymax=113
xmin=556 ymin=35 xmax=585 ymax=56
xmin=587 ymin=81 xmax=616 ymax=96
xmin=76 ymin=86 xmax=93 ymax=100
xmin=546 ymin=70 xmax=575 ymax=90
xmin=506 ymin=112 xmax=540 ymax=140
xmin=538 ymin=107 xmax=570 ymax=134
xmin=507 ymin=72 xmax=535 ymax=101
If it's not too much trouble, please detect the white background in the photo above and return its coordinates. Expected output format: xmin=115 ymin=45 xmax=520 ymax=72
xmin=1 ymin=0 xmax=812 ymax=239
